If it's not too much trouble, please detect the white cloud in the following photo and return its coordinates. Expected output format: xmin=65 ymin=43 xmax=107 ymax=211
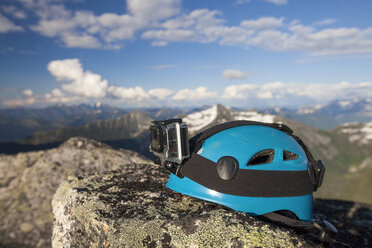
xmin=241 ymin=17 xmax=284 ymax=30
xmin=143 ymin=9 xmax=372 ymax=56
xmin=172 ymin=86 xmax=217 ymax=101
xmin=0 ymin=6 xmax=27 ymax=19
xmin=23 ymin=89 xmax=33 ymax=96
xmin=2 ymin=97 xmax=35 ymax=107
xmin=45 ymin=58 xmax=178 ymax=103
xmin=17 ymin=0 xmax=372 ymax=55
xmin=107 ymin=86 xmax=150 ymax=101
xmin=237 ymin=0 xmax=288 ymax=5
xmin=0 ymin=14 xmax=23 ymax=33
xmin=127 ymin=0 xmax=181 ymax=23
xmin=28 ymin=0 xmax=182 ymax=48
xmin=313 ymin=18 xmax=336 ymax=26
xmin=223 ymin=81 xmax=372 ymax=106
xmin=265 ymin=0 xmax=288 ymax=5
xmin=148 ymin=88 xmax=174 ymax=99
xmin=223 ymin=69 xmax=246 ymax=79
xmin=148 ymin=64 xmax=178 ymax=69
xmin=48 ymin=59 xmax=108 ymax=98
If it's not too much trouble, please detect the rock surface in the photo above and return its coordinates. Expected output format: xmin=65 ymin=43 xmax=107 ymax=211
xmin=52 ymin=161 xmax=372 ymax=248
xmin=0 ymin=137 xmax=149 ymax=248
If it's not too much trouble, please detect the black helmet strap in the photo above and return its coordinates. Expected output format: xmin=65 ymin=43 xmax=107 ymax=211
xmin=176 ymin=153 xmax=314 ymax=198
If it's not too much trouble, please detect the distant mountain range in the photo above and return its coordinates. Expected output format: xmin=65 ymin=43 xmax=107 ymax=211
xmin=0 ymin=103 xmax=127 ymax=142
xmin=263 ymin=98 xmax=372 ymax=130
xmin=2 ymin=98 xmax=371 ymax=143
xmin=3 ymin=103 xmax=370 ymax=204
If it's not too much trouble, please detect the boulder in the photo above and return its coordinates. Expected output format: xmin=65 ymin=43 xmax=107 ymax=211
xmin=0 ymin=137 xmax=149 ymax=248
xmin=53 ymin=163 xmax=336 ymax=248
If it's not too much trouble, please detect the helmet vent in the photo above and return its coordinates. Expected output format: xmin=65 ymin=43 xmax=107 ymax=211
xmin=283 ymin=150 xmax=299 ymax=161
xmin=247 ymin=149 xmax=274 ymax=166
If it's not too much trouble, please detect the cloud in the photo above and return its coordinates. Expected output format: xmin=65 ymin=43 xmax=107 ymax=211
xmin=313 ymin=18 xmax=336 ymax=26
xmin=28 ymin=0 xmax=182 ymax=48
xmin=46 ymin=58 xmax=177 ymax=103
xmin=147 ymin=64 xmax=178 ymax=69
xmin=107 ymin=86 xmax=150 ymax=101
xmin=265 ymin=0 xmax=288 ymax=5
xmin=16 ymin=0 xmax=372 ymax=55
xmin=223 ymin=69 xmax=246 ymax=79
xmin=222 ymin=81 xmax=372 ymax=106
xmin=0 ymin=14 xmax=23 ymax=33
xmin=2 ymin=97 xmax=35 ymax=107
xmin=237 ymin=0 xmax=288 ymax=5
xmin=48 ymin=59 xmax=108 ymax=98
xmin=0 ymin=6 xmax=27 ymax=19
xmin=143 ymin=10 xmax=372 ymax=56
xmin=172 ymin=86 xmax=217 ymax=101
xmin=22 ymin=89 xmax=34 ymax=96
xmin=148 ymin=88 xmax=174 ymax=99
xmin=241 ymin=17 xmax=284 ymax=30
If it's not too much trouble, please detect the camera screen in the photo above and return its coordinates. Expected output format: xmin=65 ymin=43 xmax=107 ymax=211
xmin=150 ymin=125 xmax=164 ymax=153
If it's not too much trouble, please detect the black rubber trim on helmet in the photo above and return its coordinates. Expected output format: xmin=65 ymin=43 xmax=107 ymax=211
xmin=180 ymin=153 xmax=314 ymax=197
xmin=189 ymin=120 xmax=324 ymax=191
xmin=262 ymin=212 xmax=338 ymax=243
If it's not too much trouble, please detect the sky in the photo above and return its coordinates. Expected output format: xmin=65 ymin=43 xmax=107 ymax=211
xmin=0 ymin=0 xmax=372 ymax=109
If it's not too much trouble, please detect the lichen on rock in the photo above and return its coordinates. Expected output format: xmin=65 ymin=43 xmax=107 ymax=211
xmin=0 ymin=137 xmax=149 ymax=248
xmin=52 ymin=163 xmax=321 ymax=248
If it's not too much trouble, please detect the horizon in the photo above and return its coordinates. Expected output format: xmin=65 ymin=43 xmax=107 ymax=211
xmin=1 ymin=0 xmax=372 ymax=109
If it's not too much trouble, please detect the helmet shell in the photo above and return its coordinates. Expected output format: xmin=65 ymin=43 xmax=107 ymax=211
xmin=166 ymin=125 xmax=314 ymax=221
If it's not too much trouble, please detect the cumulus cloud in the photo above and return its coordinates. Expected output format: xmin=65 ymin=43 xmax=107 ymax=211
xmin=222 ymin=81 xmax=372 ymax=106
xmin=223 ymin=69 xmax=246 ymax=80
xmin=148 ymin=88 xmax=174 ymax=99
xmin=15 ymin=0 xmax=372 ymax=55
xmin=172 ymin=86 xmax=217 ymax=101
xmin=27 ymin=0 xmax=181 ymax=48
xmin=313 ymin=18 xmax=336 ymax=26
xmin=47 ymin=58 xmax=108 ymax=98
xmin=237 ymin=0 xmax=288 ymax=5
xmin=22 ymin=89 xmax=33 ymax=96
xmin=240 ymin=17 xmax=284 ymax=30
xmin=107 ymin=86 xmax=149 ymax=101
xmin=2 ymin=97 xmax=35 ymax=107
xmin=45 ymin=58 xmax=177 ymax=103
xmin=148 ymin=64 xmax=178 ymax=69
xmin=143 ymin=9 xmax=372 ymax=56
xmin=0 ymin=13 xmax=23 ymax=33
xmin=0 ymin=6 xmax=27 ymax=19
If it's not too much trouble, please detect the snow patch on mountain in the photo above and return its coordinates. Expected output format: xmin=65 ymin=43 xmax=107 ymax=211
xmin=340 ymin=121 xmax=372 ymax=145
xmin=183 ymin=105 xmax=218 ymax=132
xmin=234 ymin=111 xmax=275 ymax=123
xmin=183 ymin=104 xmax=275 ymax=132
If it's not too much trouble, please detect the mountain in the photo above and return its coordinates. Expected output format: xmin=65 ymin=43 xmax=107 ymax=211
xmin=180 ymin=104 xmax=276 ymax=133
xmin=12 ymin=104 xmax=372 ymax=204
xmin=264 ymin=98 xmax=372 ymax=130
xmin=0 ymin=103 xmax=127 ymax=142
xmin=17 ymin=110 xmax=153 ymax=157
xmin=333 ymin=121 xmax=372 ymax=146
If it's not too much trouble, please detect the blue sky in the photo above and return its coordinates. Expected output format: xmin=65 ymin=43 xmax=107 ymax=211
xmin=0 ymin=0 xmax=372 ymax=109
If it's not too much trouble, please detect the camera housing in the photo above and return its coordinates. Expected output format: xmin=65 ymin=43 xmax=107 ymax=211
xmin=149 ymin=118 xmax=190 ymax=167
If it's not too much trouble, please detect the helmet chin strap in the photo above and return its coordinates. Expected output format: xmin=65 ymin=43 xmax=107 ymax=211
xmin=262 ymin=212 xmax=338 ymax=243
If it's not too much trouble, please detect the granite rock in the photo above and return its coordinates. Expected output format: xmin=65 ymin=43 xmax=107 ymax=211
xmin=0 ymin=137 xmax=150 ymax=248
xmin=52 ymin=162 xmax=372 ymax=248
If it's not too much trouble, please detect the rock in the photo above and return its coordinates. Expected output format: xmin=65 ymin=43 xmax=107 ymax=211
xmin=52 ymin=163 xmax=338 ymax=248
xmin=0 ymin=137 xmax=150 ymax=248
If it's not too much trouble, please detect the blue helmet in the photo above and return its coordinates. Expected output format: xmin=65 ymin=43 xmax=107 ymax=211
xmin=166 ymin=120 xmax=325 ymax=221
xmin=150 ymin=120 xmax=336 ymax=241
